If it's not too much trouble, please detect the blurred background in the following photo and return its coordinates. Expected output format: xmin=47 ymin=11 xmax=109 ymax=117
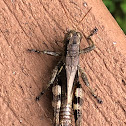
xmin=103 ymin=0 xmax=126 ymax=34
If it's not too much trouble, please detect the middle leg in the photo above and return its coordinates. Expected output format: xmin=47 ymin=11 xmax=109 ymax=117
xmin=28 ymin=49 xmax=62 ymax=56
xmin=78 ymin=66 xmax=102 ymax=104
xmin=36 ymin=59 xmax=63 ymax=101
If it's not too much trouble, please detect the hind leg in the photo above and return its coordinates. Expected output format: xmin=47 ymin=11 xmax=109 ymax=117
xmin=52 ymin=78 xmax=61 ymax=126
xmin=73 ymin=82 xmax=83 ymax=126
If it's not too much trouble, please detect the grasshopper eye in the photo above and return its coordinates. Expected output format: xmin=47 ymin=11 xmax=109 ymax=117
xmin=77 ymin=32 xmax=82 ymax=40
xmin=69 ymin=33 xmax=73 ymax=38
xmin=76 ymin=32 xmax=81 ymax=38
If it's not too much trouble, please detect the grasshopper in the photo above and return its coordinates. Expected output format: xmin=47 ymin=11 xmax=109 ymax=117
xmin=28 ymin=28 xmax=102 ymax=126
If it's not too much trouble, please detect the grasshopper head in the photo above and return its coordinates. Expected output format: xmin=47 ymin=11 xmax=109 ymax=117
xmin=64 ymin=30 xmax=82 ymax=45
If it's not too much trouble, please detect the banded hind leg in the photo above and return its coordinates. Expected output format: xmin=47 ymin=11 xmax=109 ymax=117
xmin=52 ymin=77 xmax=61 ymax=126
xmin=73 ymin=81 xmax=83 ymax=126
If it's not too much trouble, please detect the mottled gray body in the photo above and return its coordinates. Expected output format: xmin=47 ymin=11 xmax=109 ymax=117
xmin=59 ymin=31 xmax=81 ymax=126
xmin=28 ymin=29 xmax=102 ymax=126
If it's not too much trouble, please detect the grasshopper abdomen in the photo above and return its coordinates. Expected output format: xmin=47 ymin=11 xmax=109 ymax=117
xmin=59 ymin=104 xmax=73 ymax=126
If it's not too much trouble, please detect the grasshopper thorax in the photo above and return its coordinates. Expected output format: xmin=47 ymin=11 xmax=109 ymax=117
xmin=64 ymin=30 xmax=82 ymax=57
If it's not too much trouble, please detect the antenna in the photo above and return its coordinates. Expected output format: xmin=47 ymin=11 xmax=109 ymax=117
xmin=76 ymin=7 xmax=92 ymax=28
xmin=59 ymin=1 xmax=92 ymax=31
